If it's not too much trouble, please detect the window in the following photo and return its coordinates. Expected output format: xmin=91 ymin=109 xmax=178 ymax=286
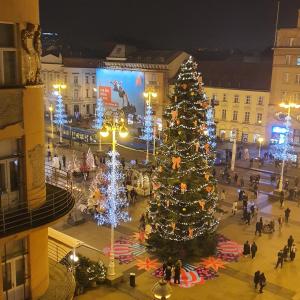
xmin=85 ymin=75 xmax=89 ymax=84
xmin=92 ymin=89 xmax=96 ymax=98
xmin=221 ymin=109 xmax=226 ymax=120
xmin=86 ymin=104 xmax=90 ymax=115
xmin=92 ymin=75 xmax=95 ymax=84
xmin=245 ymin=95 xmax=251 ymax=104
xmin=74 ymin=75 xmax=78 ymax=84
xmin=74 ymin=89 xmax=78 ymax=99
xmin=0 ymin=23 xmax=17 ymax=86
xmin=232 ymin=111 xmax=238 ymax=121
xmin=258 ymin=96 xmax=264 ymax=105
xmin=49 ymin=73 xmax=53 ymax=81
xmin=234 ymin=95 xmax=239 ymax=103
xmin=223 ymin=94 xmax=227 ymax=102
xmin=86 ymin=89 xmax=89 ymax=98
xmin=283 ymin=72 xmax=289 ymax=83
xmin=257 ymin=113 xmax=262 ymax=124
xmin=289 ymin=37 xmax=295 ymax=47
xmin=297 ymin=56 xmax=300 ymax=66
xmin=296 ymin=74 xmax=300 ymax=85
xmin=244 ymin=112 xmax=250 ymax=123
xmin=286 ymin=55 xmax=291 ymax=65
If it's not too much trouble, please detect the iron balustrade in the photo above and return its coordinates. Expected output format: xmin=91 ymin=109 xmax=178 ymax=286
xmin=0 ymin=165 xmax=74 ymax=237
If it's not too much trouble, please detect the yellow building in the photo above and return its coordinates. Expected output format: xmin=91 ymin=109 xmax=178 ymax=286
xmin=198 ymin=61 xmax=272 ymax=143
xmin=269 ymin=9 xmax=300 ymax=144
xmin=0 ymin=1 xmax=74 ymax=299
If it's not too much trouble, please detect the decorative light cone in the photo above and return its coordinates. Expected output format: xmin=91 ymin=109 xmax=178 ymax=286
xmin=152 ymin=279 xmax=172 ymax=299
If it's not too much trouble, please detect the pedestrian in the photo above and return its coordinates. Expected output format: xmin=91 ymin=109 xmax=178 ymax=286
xmin=290 ymin=244 xmax=297 ymax=261
xmin=275 ymin=250 xmax=284 ymax=269
xmin=284 ymin=180 xmax=289 ymax=190
xmin=270 ymin=219 xmax=275 ymax=232
xmin=47 ymin=145 xmax=52 ymax=162
xmin=283 ymin=245 xmax=289 ymax=261
xmin=246 ymin=211 xmax=251 ymax=225
xmin=254 ymin=270 xmax=260 ymax=289
xmin=62 ymin=154 xmax=66 ymax=169
xmin=287 ymin=235 xmax=294 ymax=252
xmin=240 ymin=177 xmax=244 ymax=187
xmin=165 ymin=265 xmax=172 ymax=282
xmin=280 ymin=191 xmax=285 ymax=208
xmin=220 ymin=190 xmax=226 ymax=201
xmin=232 ymin=200 xmax=238 ymax=215
xmin=243 ymin=241 xmax=250 ymax=257
xmin=255 ymin=221 xmax=262 ymax=236
xmin=234 ymin=173 xmax=238 ymax=184
xmin=278 ymin=215 xmax=283 ymax=232
xmin=259 ymin=273 xmax=266 ymax=293
xmin=284 ymin=207 xmax=291 ymax=223
xmin=174 ymin=260 xmax=181 ymax=284
xmin=251 ymin=242 xmax=258 ymax=259
xmin=259 ymin=217 xmax=263 ymax=230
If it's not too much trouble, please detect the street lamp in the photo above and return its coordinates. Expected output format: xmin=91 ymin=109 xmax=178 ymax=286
xmin=53 ymin=83 xmax=67 ymax=143
xmin=277 ymin=101 xmax=300 ymax=191
xmin=143 ymin=90 xmax=157 ymax=163
xmin=49 ymin=104 xmax=54 ymax=139
xmin=99 ymin=110 xmax=128 ymax=277
xmin=258 ymin=137 xmax=264 ymax=158
xmin=152 ymin=279 xmax=172 ymax=300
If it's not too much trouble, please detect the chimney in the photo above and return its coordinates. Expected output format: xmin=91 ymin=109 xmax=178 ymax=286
xmin=298 ymin=9 xmax=300 ymax=27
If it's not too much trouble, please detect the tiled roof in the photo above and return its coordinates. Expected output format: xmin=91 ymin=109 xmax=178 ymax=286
xmin=62 ymin=57 xmax=100 ymax=68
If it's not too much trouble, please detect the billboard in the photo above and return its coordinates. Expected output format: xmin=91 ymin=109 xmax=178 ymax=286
xmin=96 ymin=69 xmax=145 ymax=117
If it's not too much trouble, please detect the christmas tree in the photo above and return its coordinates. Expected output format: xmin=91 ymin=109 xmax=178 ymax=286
xmin=86 ymin=148 xmax=96 ymax=170
xmin=95 ymin=150 xmax=130 ymax=227
xmin=53 ymin=93 xmax=67 ymax=143
xmin=147 ymin=57 xmax=218 ymax=258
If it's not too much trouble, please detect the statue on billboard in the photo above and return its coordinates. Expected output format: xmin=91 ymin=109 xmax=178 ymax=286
xmin=111 ymin=80 xmax=130 ymax=107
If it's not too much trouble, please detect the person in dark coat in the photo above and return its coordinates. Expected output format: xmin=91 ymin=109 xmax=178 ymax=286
xmin=174 ymin=260 xmax=181 ymax=284
xmin=287 ymin=235 xmax=294 ymax=252
xmin=251 ymin=242 xmax=258 ymax=259
xmin=165 ymin=265 xmax=172 ymax=282
xmin=62 ymin=154 xmax=66 ymax=168
xmin=255 ymin=221 xmax=262 ymax=236
xmin=254 ymin=270 xmax=260 ymax=289
xmin=275 ymin=250 xmax=284 ymax=269
xmin=243 ymin=241 xmax=250 ymax=257
xmin=280 ymin=191 xmax=284 ymax=208
xmin=283 ymin=245 xmax=289 ymax=261
xmin=246 ymin=211 xmax=251 ymax=225
xmin=285 ymin=208 xmax=291 ymax=223
xmin=259 ymin=273 xmax=266 ymax=293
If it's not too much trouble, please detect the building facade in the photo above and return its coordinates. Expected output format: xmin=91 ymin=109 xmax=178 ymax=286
xmin=0 ymin=1 xmax=73 ymax=299
xmin=269 ymin=9 xmax=300 ymax=144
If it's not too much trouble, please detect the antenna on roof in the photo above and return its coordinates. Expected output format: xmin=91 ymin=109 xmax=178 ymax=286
xmin=273 ymin=0 xmax=280 ymax=48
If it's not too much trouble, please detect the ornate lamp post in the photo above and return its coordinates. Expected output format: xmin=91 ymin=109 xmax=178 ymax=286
xmin=277 ymin=102 xmax=300 ymax=191
xmin=143 ymin=90 xmax=157 ymax=163
xmin=99 ymin=110 xmax=129 ymax=277
xmin=258 ymin=137 xmax=264 ymax=158
xmin=152 ymin=279 xmax=172 ymax=300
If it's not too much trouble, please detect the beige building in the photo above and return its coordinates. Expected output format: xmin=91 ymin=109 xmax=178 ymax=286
xmin=269 ymin=9 xmax=300 ymax=144
xmin=0 ymin=1 xmax=74 ymax=299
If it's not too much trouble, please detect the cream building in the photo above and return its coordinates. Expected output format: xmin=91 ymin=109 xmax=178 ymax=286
xmin=0 ymin=1 xmax=74 ymax=299
xmin=269 ymin=9 xmax=300 ymax=144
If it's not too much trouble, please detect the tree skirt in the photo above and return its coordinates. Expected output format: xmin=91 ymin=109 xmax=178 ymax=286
xmin=216 ymin=234 xmax=243 ymax=262
xmin=103 ymin=236 xmax=146 ymax=264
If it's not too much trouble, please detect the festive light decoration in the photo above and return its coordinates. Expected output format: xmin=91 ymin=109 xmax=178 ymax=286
xmin=201 ymin=257 xmax=226 ymax=272
xmin=141 ymin=103 xmax=153 ymax=142
xmin=95 ymin=151 xmax=130 ymax=227
xmin=53 ymin=93 xmax=67 ymax=141
xmin=86 ymin=148 xmax=96 ymax=170
xmin=93 ymin=98 xmax=105 ymax=130
xmin=148 ymin=56 xmax=219 ymax=243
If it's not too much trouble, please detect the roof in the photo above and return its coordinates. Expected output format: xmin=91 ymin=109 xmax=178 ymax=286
xmin=62 ymin=57 xmax=100 ymax=68
xmin=197 ymin=61 xmax=272 ymax=91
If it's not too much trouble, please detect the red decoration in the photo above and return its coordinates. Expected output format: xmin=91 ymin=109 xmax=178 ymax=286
xmin=204 ymin=143 xmax=210 ymax=154
xmin=201 ymin=257 xmax=226 ymax=272
xmin=171 ymin=110 xmax=178 ymax=121
xmin=198 ymin=200 xmax=205 ymax=210
xmin=206 ymin=185 xmax=213 ymax=193
xmin=172 ymin=156 xmax=181 ymax=169
xmin=136 ymin=257 xmax=159 ymax=271
xmin=181 ymin=183 xmax=187 ymax=193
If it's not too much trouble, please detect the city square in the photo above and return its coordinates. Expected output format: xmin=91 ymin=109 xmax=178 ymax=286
xmin=1 ymin=1 xmax=300 ymax=300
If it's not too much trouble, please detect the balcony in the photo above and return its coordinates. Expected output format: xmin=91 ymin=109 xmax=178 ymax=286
xmin=0 ymin=166 xmax=74 ymax=237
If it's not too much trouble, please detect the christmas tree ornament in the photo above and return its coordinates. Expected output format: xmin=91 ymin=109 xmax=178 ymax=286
xmin=188 ymin=227 xmax=193 ymax=238
xmin=153 ymin=182 xmax=161 ymax=191
xmin=158 ymin=166 xmax=163 ymax=172
xmin=193 ymin=120 xmax=197 ymax=127
xmin=171 ymin=222 xmax=176 ymax=232
xmin=206 ymin=185 xmax=213 ymax=193
xmin=195 ymin=141 xmax=200 ymax=152
xmin=182 ymin=207 xmax=187 ymax=212
xmin=204 ymin=143 xmax=210 ymax=154
xmin=172 ymin=156 xmax=181 ymax=169
xmin=171 ymin=110 xmax=178 ymax=121
xmin=176 ymin=119 xmax=180 ymax=125
xmin=204 ymin=174 xmax=210 ymax=181
xmin=166 ymin=200 xmax=170 ymax=207
xmin=181 ymin=83 xmax=188 ymax=90
xmin=174 ymin=95 xmax=177 ymax=102
xmin=198 ymin=200 xmax=205 ymax=210
xmin=180 ymin=183 xmax=187 ymax=193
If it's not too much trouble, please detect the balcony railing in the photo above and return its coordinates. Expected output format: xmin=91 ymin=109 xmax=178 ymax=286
xmin=0 ymin=165 xmax=74 ymax=237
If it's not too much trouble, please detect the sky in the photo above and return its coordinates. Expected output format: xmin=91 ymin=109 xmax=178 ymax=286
xmin=40 ymin=0 xmax=300 ymax=51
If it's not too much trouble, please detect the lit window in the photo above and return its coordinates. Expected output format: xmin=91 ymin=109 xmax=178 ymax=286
xmin=245 ymin=96 xmax=251 ymax=104
xmin=92 ymin=75 xmax=95 ymax=84
xmin=244 ymin=112 xmax=250 ymax=123
xmin=86 ymin=89 xmax=89 ymax=98
xmin=232 ymin=111 xmax=238 ymax=121
xmin=289 ymin=37 xmax=295 ymax=47
xmin=234 ymin=95 xmax=239 ymax=103
xmin=296 ymin=74 xmax=300 ymax=84
xmin=257 ymin=113 xmax=262 ymax=124
xmin=258 ymin=96 xmax=264 ymax=105
xmin=85 ymin=75 xmax=89 ymax=84
xmin=297 ymin=56 xmax=300 ymax=66
xmin=221 ymin=109 xmax=226 ymax=120
xmin=74 ymin=89 xmax=78 ymax=99
xmin=74 ymin=76 xmax=78 ymax=84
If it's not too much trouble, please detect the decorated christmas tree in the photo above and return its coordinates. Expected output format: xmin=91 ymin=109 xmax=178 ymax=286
xmin=147 ymin=57 xmax=219 ymax=258
xmin=53 ymin=93 xmax=67 ymax=143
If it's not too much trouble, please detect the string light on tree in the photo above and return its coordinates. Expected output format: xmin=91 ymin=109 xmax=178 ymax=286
xmin=94 ymin=97 xmax=105 ymax=151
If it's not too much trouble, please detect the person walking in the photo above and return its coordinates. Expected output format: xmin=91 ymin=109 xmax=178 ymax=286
xmin=165 ymin=265 xmax=172 ymax=282
xmin=285 ymin=207 xmax=291 ymax=223
xmin=259 ymin=273 xmax=266 ymax=293
xmin=275 ymin=250 xmax=284 ymax=269
xmin=234 ymin=173 xmax=238 ymax=184
xmin=290 ymin=244 xmax=297 ymax=261
xmin=62 ymin=154 xmax=66 ymax=169
xmin=283 ymin=245 xmax=289 ymax=262
xmin=174 ymin=260 xmax=181 ymax=284
xmin=287 ymin=235 xmax=294 ymax=252
xmin=47 ymin=145 xmax=52 ymax=162
xmin=232 ymin=201 xmax=238 ymax=215
xmin=255 ymin=221 xmax=262 ymax=236
xmin=251 ymin=242 xmax=258 ymax=259
xmin=243 ymin=241 xmax=251 ymax=257
xmin=278 ymin=215 xmax=283 ymax=232
xmin=254 ymin=270 xmax=260 ymax=289
xmin=280 ymin=191 xmax=285 ymax=208
xmin=246 ymin=211 xmax=251 ymax=225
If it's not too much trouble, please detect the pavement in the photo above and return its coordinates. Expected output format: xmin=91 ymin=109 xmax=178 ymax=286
xmin=47 ymin=131 xmax=300 ymax=300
